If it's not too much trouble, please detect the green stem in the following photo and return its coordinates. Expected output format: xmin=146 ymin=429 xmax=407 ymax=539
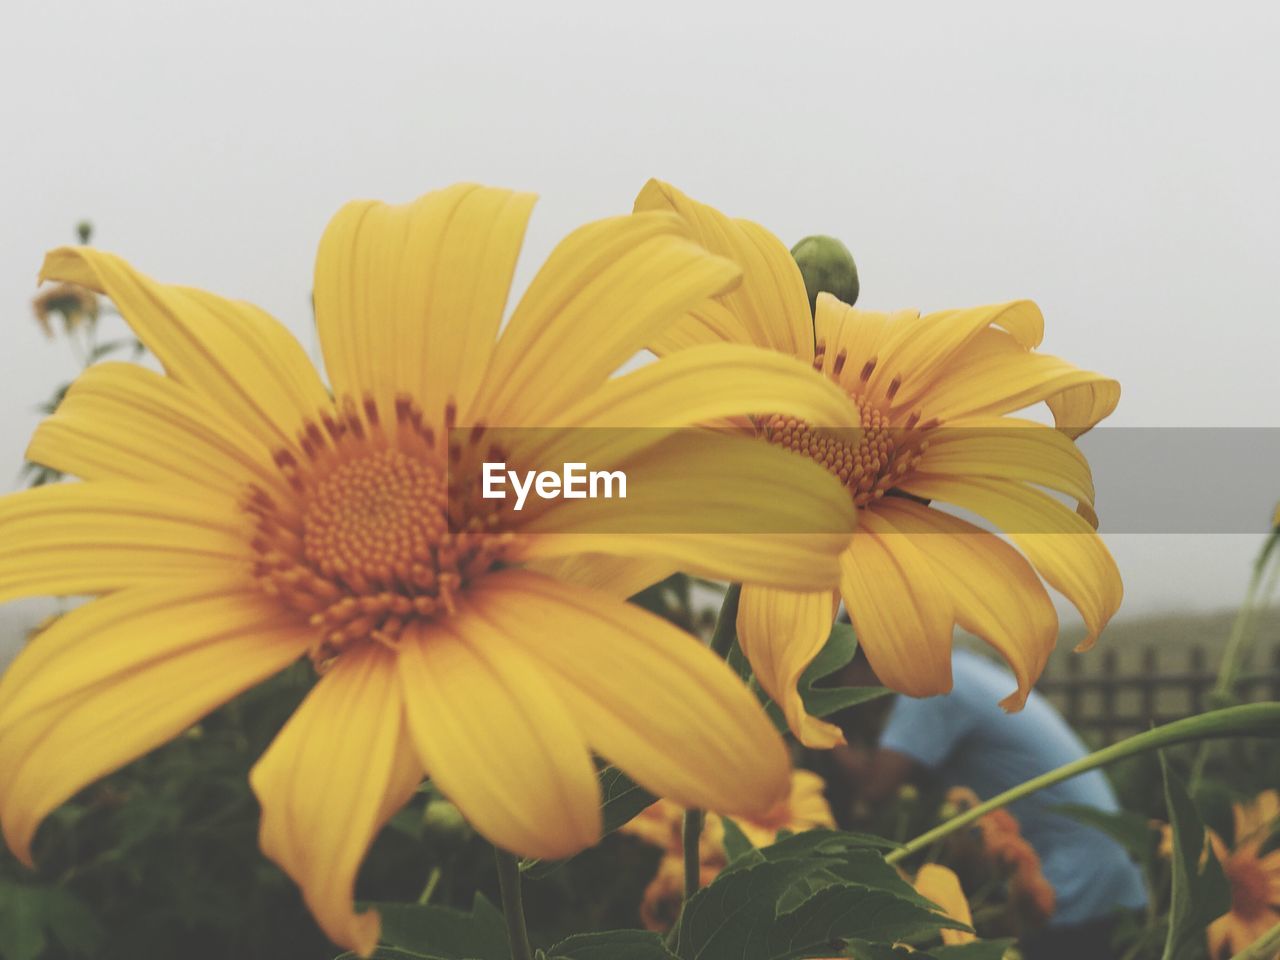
xmin=494 ymin=848 xmax=533 ymax=960
xmin=886 ymin=703 xmax=1280 ymax=866
xmin=417 ymin=865 xmax=442 ymax=906
xmin=709 ymin=583 xmax=742 ymax=658
xmin=1191 ymin=530 xmax=1280 ymax=787
xmin=1231 ymin=919 xmax=1280 ymax=960
xmin=682 ymin=809 xmax=705 ymax=900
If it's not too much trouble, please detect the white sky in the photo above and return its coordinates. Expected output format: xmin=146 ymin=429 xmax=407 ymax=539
xmin=2 ymin=0 xmax=1278 ymax=646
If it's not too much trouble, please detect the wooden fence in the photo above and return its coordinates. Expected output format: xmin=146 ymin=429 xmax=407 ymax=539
xmin=1036 ymin=645 xmax=1280 ymax=745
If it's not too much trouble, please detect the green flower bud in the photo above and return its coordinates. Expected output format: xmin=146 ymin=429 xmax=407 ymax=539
xmin=421 ymin=797 xmax=472 ymax=854
xmin=791 ymin=235 xmax=859 ymax=314
xmin=76 ymin=220 xmax=93 ymax=245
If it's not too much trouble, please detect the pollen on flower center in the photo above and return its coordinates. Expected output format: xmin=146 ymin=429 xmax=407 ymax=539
xmin=756 ymin=394 xmax=929 ymax=507
xmin=245 ymin=393 xmax=513 ymax=666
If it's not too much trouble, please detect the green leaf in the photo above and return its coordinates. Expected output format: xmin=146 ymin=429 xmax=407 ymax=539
xmin=674 ymin=858 xmax=822 ymax=959
xmin=546 ymin=930 xmax=679 ymax=959
xmin=0 ymin=883 xmax=100 ymax=960
xmin=767 ymin=883 xmax=971 ymax=957
xmin=793 ymin=622 xmax=889 ymax=720
xmin=347 ymin=894 xmax=509 ymax=960
xmin=522 ymin=766 xmax=656 ymax=877
xmin=1160 ymin=755 xmax=1231 ymax=960
xmin=719 ymin=815 xmax=756 ymax=864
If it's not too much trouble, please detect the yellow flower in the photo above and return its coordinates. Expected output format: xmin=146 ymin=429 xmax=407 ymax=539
xmin=634 ymin=180 xmax=1123 ymax=747
xmin=625 ymin=770 xmax=836 ymax=932
xmin=0 ymin=184 xmax=862 ymax=955
xmin=1206 ymin=791 xmax=1280 ymax=959
xmin=730 ymin=768 xmax=836 ymax=848
xmin=914 ymin=863 xmax=976 ymax=945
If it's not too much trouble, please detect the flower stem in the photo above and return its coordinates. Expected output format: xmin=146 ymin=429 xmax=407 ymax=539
xmin=709 ymin=583 xmax=742 ymax=659
xmin=1231 ymin=919 xmax=1280 ymax=960
xmin=416 ymin=865 xmax=442 ymax=905
xmin=1190 ymin=528 xmax=1280 ymax=788
xmin=886 ymin=702 xmax=1280 ymax=865
xmin=682 ymin=808 xmax=705 ymax=900
xmin=494 ymin=848 xmax=533 ymax=960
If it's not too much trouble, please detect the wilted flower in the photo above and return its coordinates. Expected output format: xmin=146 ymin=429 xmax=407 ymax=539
xmin=32 ymin=282 xmax=97 ymax=338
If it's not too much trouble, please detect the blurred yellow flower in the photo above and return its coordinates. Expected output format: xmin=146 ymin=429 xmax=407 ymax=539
xmin=914 ymin=863 xmax=976 ymax=945
xmin=32 ymin=281 xmax=97 ymax=338
xmin=0 ymin=185 xmax=865 ymax=955
xmin=624 ymin=770 xmax=837 ymax=931
xmin=635 ymin=180 xmax=1123 ymax=747
xmin=1206 ymin=791 xmax=1280 ymax=959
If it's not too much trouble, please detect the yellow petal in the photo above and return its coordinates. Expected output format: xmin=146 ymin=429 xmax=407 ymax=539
xmin=813 ymin=295 xmax=901 ymax=395
xmin=914 ymin=864 xmax=976 ymax=945
xmin=26 ymin=362 xmax=282 ymax=500
xmin=468 ymin=570 xmax=791 ymax=819
xmin=514 ymin=430 xmax=854 ymax=591
xmin=898 ymin=474 xmax=1123 ymax=648
xmin=737 ymin=584 xmax=844 ymax=748
xmin=474 ymin=211 xmax=740 ymax=426
xmin=313 ymin=185 xmax=536 ymax=429
xmin=0 ymin=482 xmax=252 ymax=604
xmin=839 ymin=516 xmax=955 ymax=698
xmin=510 ymin=342 xmax=862 ymax=475
xmin=916 ymin=328 xmax=1120 ymax=438
xmin=397 ymin=617 xmax=601 ymax=860
xmin=635 ymin=179 xmax=813 ymax=359
xmin=916 ymin=416 xmax=1096 ymax=508
xmin=39 ymin=248 xmax=329 ymax=450
xmin=871 ymin=302 xmax=1045 ymax=412
xmin=523 ymin=554 xmax=676 ymax=599
xmin=871 ymin=499 xmax=1058 ymax=710
xmin=250 ymin=647 xmax=421 ymax=957
xmin=0 ymin=584 xmax=310 ymax=864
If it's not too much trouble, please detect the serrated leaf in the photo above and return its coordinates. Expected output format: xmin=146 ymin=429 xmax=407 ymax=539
xmin=356 ymin=893 xmax=509 ymax=960
xmin=522 ymin=766 xmax=656 ymax=877
xmin=675 ymin=859 xmax=822 ymax=959
xmin=767 ymin=882 xmax=971 ymax=959
xmin=547 ymin=930 xmax=678 ymax=959
xmin=1160 ymin=755 xmax=1231 ymax=960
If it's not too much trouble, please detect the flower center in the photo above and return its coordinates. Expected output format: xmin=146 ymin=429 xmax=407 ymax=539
xmin=1225 ymin=850 xmax=1273 ymax=919
xmin=246 ymin=393 xmax=512 ymax=666
xmin=756 ymin=346 xmax=935 ymax=507
xmin=757 ymin=395 xmax=929 ymax=507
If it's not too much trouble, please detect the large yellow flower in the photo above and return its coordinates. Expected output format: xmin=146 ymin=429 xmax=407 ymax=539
xmin=0 ymin=185 xmax=862 ymax=954
xmin=635 ymin=180 xmax=1124 ymax=747
xmin=1207 ymin=790 xmax=1280 ymax=959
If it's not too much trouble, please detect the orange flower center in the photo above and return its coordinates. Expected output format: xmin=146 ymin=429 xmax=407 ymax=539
xmin=246 ymin=393 xmax=512 ymax=666
xmin=756 ymin=348 xmax=933 ymax=507
xmin=1226 ymin=850 xmax=1273 ymax=919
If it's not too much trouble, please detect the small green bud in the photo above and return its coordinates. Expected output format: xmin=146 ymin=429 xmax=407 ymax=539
xmin=897 ymin=783 xmax=919 ymax=804
xmin=421 ymin=797 xmax=472 ymax=853
xmin=76 ymin=220 xmax=93 ymax=245
xmin=791 ymin=234 xmax=859 ymax=314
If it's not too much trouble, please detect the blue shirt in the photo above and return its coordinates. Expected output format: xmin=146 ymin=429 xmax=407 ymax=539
xmin=879 ymin=649 xmax=1148 ymax=927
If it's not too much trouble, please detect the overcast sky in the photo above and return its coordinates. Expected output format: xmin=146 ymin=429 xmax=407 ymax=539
xmin=2 ymin=1 xmax=1278 ymax=646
